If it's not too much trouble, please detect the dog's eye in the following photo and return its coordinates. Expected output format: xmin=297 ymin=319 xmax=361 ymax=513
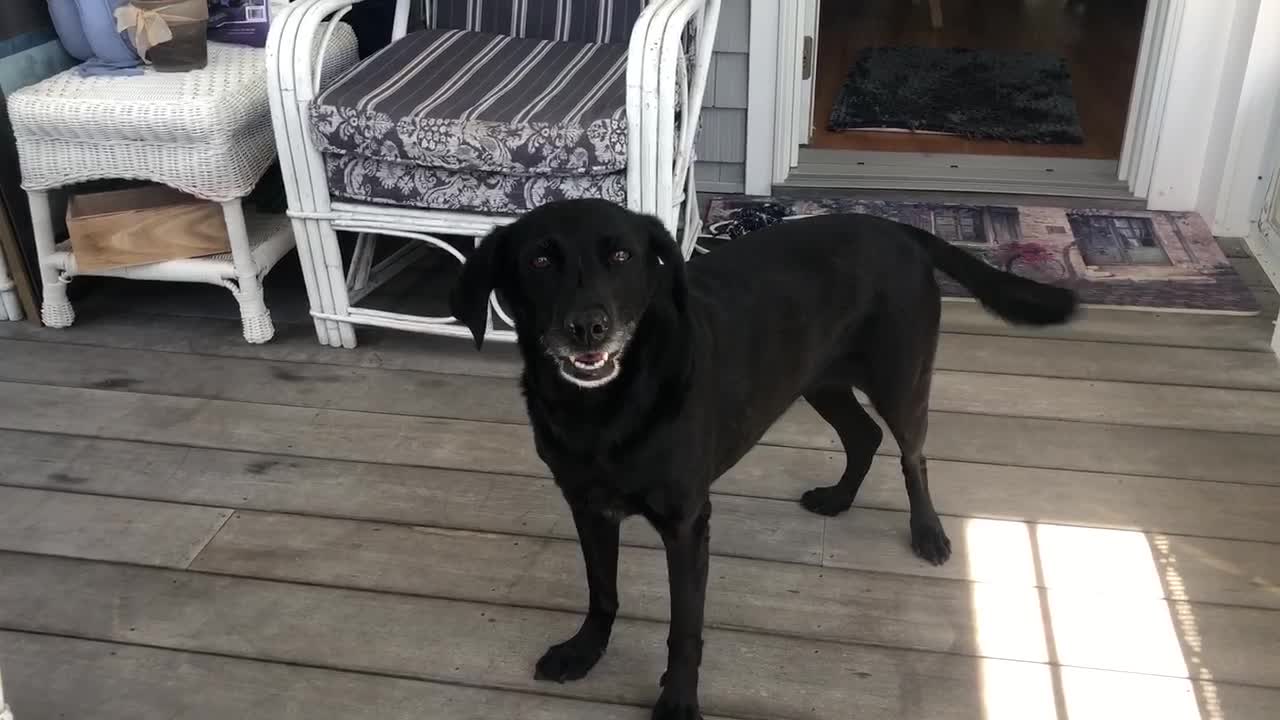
xmin=610 ymin=249 xmax=631 ymax=264
xmin=531 ymin=255 xmax=552 ymax=269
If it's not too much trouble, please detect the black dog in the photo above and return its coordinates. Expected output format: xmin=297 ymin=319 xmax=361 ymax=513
xmin=450 ymin=198 xmax=1076 ymax=719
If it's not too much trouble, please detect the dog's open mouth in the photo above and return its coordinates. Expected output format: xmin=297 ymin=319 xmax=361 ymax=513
xmin=558 ymin=350 xmax=621 ymax=388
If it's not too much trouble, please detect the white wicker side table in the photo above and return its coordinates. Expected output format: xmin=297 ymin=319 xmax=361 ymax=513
xmin=7 ymin=30 xmax=358 ymax=342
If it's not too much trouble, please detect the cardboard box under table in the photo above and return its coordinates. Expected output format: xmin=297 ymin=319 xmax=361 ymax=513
xmin=67 ymin=186 xmax=231 ymax=272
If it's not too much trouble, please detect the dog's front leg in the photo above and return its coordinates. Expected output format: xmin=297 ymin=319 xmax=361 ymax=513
xmin=654 ymin=500 xmax=711 ymax=720
xmin=535 ymin=503 xmax=620 ymax=683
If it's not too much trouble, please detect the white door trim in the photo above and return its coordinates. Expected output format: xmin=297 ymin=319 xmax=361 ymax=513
xmin=791 ymin=0 xmax=820 ymax=166
xmin=1208 ymin=0 xmax=1280 ymax=236
xmin=743 ymin=0 xmax=780 ymax=195
xmin=1250 ymin=168 xmax=1280 ymax=354
xmin=1117 ymin=0 xmax=1180 ymax=198
xmin=772 ymin=0 xmax=800 ymax=184
xmin=1247 ymin=113 xmax=1280 ymax=355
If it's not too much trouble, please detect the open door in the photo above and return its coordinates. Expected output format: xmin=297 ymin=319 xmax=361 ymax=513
xmin=765 ymin=0 xmax=822 ymax=185
xmin=791 ymin=0 xmax=821 ymax=166
xmin=1261 ymin=166 xmax=1280 ymax=354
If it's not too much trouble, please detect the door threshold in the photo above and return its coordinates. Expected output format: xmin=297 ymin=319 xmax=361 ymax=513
xmin=778 ymin=149 xmax=1138 ymax=200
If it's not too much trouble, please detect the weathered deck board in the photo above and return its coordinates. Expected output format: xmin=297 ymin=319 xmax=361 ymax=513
xmin=823 ymin=508 xmax=1280 ymax=611
xmin=730 ymin=443 xmax=1280 ymax=539
xmin=2 ymin=381 xmax=1276 ymax=491
xmin=1231 ymin=254 xmax=1278 ymax=288
xmin=192 ymin=509 xmax=1280 ymax=686
xmin=936 ymin=333 xmax=1280 ymax=390
xmin=4 ymin=339 xmax=1280 ymax=435
xmin=3 ymin=413 xmax=1279 ymax=545
xmin=771 ymin=402 xmax=1280 ymax=484
xmin=0 ymin=486 xmax=229 ymax=568
xmin=927 ymin=372 xmax=1280 ymax=434
xmin=0 ymin=631 xmax=698 ymax=720
xmin=939 ymin=301 xmax=1277 ymax=350
xmin=0 ymin=394 xmax=1274 ymax=540
xmin=2 ymin=430 xmax=1276 ymax=609
xmin=0 ymin=552 xmax=968 ymax=720
xmin=80 ymin=274 xmax=1280 ymax=350
xmin=0 ymin=314 xmax=528 ymax=380
xmin=2 ymin=552 xmax=1272 ymax=719
xmin=5 ymin=312 xmax=1280 ymax=390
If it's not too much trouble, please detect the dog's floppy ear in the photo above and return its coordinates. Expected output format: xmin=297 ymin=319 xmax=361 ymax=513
xmin=450 ymin=225 xmax=509 ymax=350
xmin=642 ymin=214 xmax=688 ymax=313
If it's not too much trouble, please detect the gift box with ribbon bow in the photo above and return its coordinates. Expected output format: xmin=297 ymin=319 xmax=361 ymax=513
xmin=115 ymin=0 xmax=209 ymax=71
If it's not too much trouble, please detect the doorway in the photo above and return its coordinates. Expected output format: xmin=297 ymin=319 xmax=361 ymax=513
xmin=750 ymin=0 xmax=1168 ymax=198
xmin=810 ymin=0 xmax=1147 ymax=160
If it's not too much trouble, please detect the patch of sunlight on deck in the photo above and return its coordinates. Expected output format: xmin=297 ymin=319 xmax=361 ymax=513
xmin=965 ymin=517 xmax=1220 ymax=720
xmin=966 ymin=518 xmax=1057 ymax=720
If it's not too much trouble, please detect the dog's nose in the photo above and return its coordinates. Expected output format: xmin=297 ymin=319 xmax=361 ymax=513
xmin=566 ymin=308 xmax=610 ymax=345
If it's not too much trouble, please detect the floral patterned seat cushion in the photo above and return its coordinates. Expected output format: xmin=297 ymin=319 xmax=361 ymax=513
xmin=310 ymin=28 xmax=629 ymax=178
xmin=325 ymin=154 xmax=625 ymax=214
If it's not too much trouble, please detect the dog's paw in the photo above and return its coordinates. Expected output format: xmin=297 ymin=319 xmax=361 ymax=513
xmin=534 ymin=639 xmax=605 ymax=683
xmin=910 ymin=517 xmax=952 ymax=566
xmin=651 ymin=691 xmax=702 ymax=720
xmin=800 ymin=485 xmax=855 ymax=516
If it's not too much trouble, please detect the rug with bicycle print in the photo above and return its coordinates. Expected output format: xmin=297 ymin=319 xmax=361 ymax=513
xmin=702 ymin=197 xmax=1260 ymax=315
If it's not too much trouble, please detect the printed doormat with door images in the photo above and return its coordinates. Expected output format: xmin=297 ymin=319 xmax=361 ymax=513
xmin=702 ymin=197 xmax=1260 ymax=315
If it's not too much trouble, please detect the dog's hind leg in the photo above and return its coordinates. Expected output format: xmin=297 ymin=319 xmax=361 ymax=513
xmin=868 ymin=369 xmax=952 ymax=566
xmin=799 ymin=388 xmax=884 ymax=516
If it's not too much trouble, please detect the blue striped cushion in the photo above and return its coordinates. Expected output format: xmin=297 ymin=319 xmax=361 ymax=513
xmin=311 ymin=29 xmax=628 ymax=176
xmin=427 ymin=0 xmax=646 ymax=44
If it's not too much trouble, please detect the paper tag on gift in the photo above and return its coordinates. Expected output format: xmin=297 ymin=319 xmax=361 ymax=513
xmin=207 ymin=0 xmax=275 ymax=47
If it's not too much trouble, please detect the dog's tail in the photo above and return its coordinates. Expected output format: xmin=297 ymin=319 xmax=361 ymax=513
xmin=905 ymin=225 xmax=1078 ymax=326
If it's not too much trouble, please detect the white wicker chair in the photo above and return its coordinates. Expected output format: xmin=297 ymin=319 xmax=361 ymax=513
xmin=7 ymin=31 xmax=359 ymax=343
xmin=267 ymin=0 xmax=721 ymax=348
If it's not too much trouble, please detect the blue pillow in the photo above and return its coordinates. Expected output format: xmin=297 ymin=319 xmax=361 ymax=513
xmin=46 ymin=0 xmax=142 ymax=75
xmin=47 ymin=0 xmax=94 ymax=60
xmin=79 ymin=0 xmax=142 ymax=72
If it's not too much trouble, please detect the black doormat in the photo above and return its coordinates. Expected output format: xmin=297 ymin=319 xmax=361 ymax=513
xmin=828 ymin=46 xmax=1085 ymax=144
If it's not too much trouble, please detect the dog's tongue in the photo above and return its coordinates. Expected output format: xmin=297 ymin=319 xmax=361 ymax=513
xmin=575 ymin=352 xmax=607 ymax=364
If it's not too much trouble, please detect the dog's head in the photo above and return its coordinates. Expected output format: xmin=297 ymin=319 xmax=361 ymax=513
xmin=450 ymin=199 xmax=687 ymax=389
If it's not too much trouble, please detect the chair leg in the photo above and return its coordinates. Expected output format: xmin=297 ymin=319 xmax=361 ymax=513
xmin=316 ymin=221 xmax=358 ymax=348
xmin=0 ymin=245 xmax=21 ymax=321
xmin=681 ymin=170 xmax=703 ymax=259
xmin=346 ymin=232 xmax=376 ymax=294
xmin=221 ymin=200 xmax=275 ymax=344
xmin=27 ymin=191 xmax=74 ymax=328
xmin=285 ymin=217 xmax=339 ymax=346
xmin=0 ymin=666 xmax=13 ymax=720
xmin=929 ymin=0 xmax=943 ymax=29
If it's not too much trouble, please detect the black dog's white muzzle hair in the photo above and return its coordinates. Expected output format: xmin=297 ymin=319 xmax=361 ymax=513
xmin=542 ymin=322 xmax=636 ymax=389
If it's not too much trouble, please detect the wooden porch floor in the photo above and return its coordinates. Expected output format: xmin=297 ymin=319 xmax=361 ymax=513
xmin=1 ymin=239 xmax=1279 ymax=720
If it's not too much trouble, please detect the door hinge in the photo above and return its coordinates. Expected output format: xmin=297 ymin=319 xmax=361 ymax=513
xmin=801 ymin=35 xmax=814 ymax=80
